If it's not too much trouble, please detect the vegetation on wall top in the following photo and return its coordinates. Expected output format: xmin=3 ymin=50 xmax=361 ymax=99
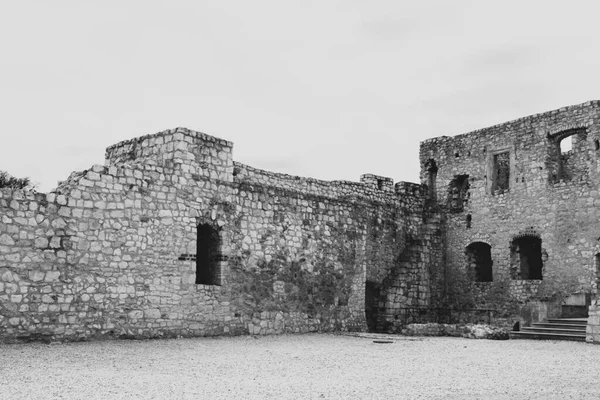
xmin=0 ymin=170 xmax=34 ymax=190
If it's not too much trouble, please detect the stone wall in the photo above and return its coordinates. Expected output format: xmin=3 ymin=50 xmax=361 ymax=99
xmin=13 ymin=100 xmax=600 ymax=343
xmin=0 ymin=127 xmax=438 ymax=342
xmin=419 ymin=101 xmax=600 ymax=339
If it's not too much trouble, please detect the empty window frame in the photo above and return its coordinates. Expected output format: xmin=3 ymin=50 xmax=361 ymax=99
xmin=465 ymin=242 xmax=493 ymax=282
xmin=448 ymin=175 xmax=469 ymax=211
xmin=196 ymin=223 xmax=222 ymax=285
xmin=510 ymin=236 xmax=543 ymax=280
xmin=492 ymin=152 xmax=510 ymax=194
xmin=550 ymin=128 xmax=587 ymax=182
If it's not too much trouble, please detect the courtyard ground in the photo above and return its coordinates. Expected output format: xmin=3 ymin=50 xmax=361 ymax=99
xmin=0 ymin=333 xmax=597 ymax=399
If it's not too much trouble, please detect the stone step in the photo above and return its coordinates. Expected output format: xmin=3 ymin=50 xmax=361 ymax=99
xmin=531 ymin=323 xmax=586 ymax=331
xmin=509 ymin=331 xmax=586 ymax=342
xmin=547 ymin=318 xmax=588 ymax=325
xmin=522 ymin=327 xmax=585 ymax=335
xmin=511 ymin=317 xmax=589 ymax=342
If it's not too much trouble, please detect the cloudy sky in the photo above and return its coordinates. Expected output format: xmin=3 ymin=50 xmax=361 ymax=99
xmin=2 ymin=1 xmax=599 ymax=192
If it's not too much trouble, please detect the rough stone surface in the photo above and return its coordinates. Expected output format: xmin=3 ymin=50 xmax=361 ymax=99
xmin=462 ymin=324 xmax=509 ymax=340
xmin=420 ymin=101 xmax=600 ymax=341
xmin=4 ymin=101 xmax=600 ymax=343
xmin=404 ymin=323 xmax=508 ymax=340
xmin=0 ymin=127 xmax=441 ymax=342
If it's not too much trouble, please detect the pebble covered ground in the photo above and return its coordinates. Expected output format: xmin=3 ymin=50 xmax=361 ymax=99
xmin=1 ymin=334 xmax=598 ymax=399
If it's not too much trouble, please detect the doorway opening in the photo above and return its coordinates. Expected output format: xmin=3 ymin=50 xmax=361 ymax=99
xmin=365 ymin=281 xmax=381 ymax=332
xmin=196 ymin=223 xmax=222 ymax=285
xmin=465 ymin=242 xmax=493 ymax=282
xmin=510 ymin=236 xmax=543 ymax=280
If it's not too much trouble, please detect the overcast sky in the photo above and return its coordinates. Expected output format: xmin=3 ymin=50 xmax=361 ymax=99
xmin=2 ymin=1 xmax=600 ymax=192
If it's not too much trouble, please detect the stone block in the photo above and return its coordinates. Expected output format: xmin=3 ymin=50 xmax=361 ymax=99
xmin=5 ymin=253 xmax=20 ymax=262
xmin=49 ymin=236 xmax=62 ymax=249
xmin=44 ymin=271 xmax=60 ymax=282
xmin=128 ymin=310 xmax=143 ymax=319
xmin=29 ymin=270 xmax=45 ymax=282
xmin=144 ymin=309 xmax=161 ymax=319
xmin=0 ymin=234 xmax=15 ymax=246
xmin=51 ymin=218 xmax=67 ymax=229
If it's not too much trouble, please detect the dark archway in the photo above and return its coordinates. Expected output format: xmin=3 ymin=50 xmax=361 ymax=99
xmin=196 ymin=223 xmax=222 ymax=285
xmin=465 ymin=242 xmax=493 ymax=282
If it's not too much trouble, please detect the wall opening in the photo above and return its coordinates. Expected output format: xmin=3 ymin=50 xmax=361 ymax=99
xmin=557 ymin=135 xmax=573 ymax=181
xmin=425 ymin=159 xmax=438 ymax=200
xmin=466 ymin=214 xmax=472 ymax=229
xmin=465 ymin=242 xmax=493 ymax=282
xmin=560 ymin=135 xmax=572 ymax=153
xmin=196 ymin=223 xmax=222 ymax=285
xmin=365 ymin=281 xmax=381 ymax=332
xmin=447 ymin=175 xmax=469 ymax=211
xmin=492 ymin=152 xmax=510 ymax=194
xmin=595 ymin=253 xmax=600 ymax=287
xmin=550 ymin=128 xmax=587 ymax=182
xmin=510 ymin=236 xmax=543 ymax=280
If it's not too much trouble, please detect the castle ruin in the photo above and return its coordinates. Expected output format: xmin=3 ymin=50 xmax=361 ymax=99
xmin=2 ymin=100 xmax=600 ymax=343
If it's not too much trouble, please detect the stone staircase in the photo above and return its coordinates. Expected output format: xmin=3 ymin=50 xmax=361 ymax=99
xmin=510 ymin=318 xmax=587 ymax=342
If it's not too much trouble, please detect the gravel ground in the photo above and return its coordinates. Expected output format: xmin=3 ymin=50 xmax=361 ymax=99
xmin=1 ymin=333 xmax=598 ymax=399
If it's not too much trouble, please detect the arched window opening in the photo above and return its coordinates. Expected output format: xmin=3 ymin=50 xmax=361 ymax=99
xmin=560 ymin=135 xmax=572 ymax=153
xmin=465 ymin=242 xmax=493 ymax=282
xmin=196 ymin=223 xmax=222 ymax=285
xmin=550 ymin=128 xmax=587 ymax=182
xmin=510 ymin=236 xmax=543 ymax=280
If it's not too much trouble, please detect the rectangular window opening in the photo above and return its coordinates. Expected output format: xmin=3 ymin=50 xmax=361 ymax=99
xmin=551 ymin=128 xmax=587 ymax=183
xmin=510 ymin=237 xmax=543 ymax=280
xmin=492 ymin=152 xmax=510 ymax=194
xmin=196 ymin=223 xmax=222 ymax=286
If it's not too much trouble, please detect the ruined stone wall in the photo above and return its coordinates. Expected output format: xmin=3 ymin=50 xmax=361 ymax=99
xmin=419 ymin=101 xmax=600 ymax=331
xmin=0 ymin=128 xmax=436 ymax=342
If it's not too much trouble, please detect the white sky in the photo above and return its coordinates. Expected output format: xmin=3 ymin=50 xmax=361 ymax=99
xmin=2 ymin=1 xmax=600 ymax=192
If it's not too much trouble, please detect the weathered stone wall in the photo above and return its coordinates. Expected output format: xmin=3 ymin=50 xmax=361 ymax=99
xmin=0 ymin=128 xmax=438 ymax=342
xmin=587 ymin=299 xmax=600 ymax=342
xmin=419 ymin=101 xmax=600 ymax=338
